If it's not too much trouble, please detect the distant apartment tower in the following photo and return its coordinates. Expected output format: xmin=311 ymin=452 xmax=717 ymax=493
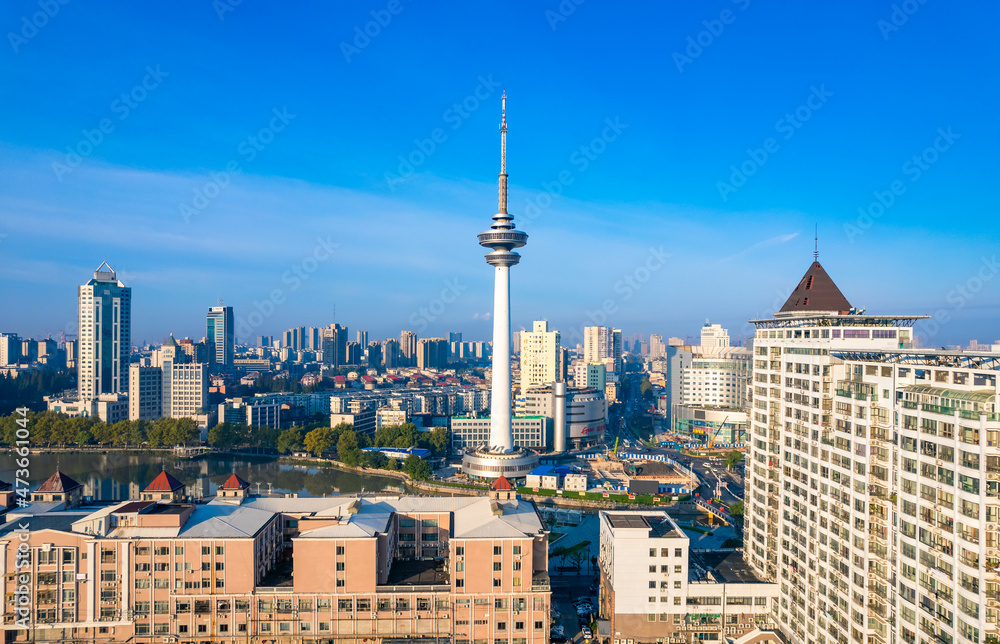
xmin=383 ymin=338 xmax=400 ymax=368
xmin=78 ymin=262 xmax=131 ymax=400
xmin=321 ymin=323 xmax=348 ymax=367
xmin=356 ymin=329 xmax=368 ymax=348
xmin=417 ymin=338 xmax=448 ymax=370
xmin=206 ymin=305 xmax=234 ymax=372
xmin=128 ymin=359 xmax=162 ymax=421
xmin=520 ymin=320 xmax=561 ymax=388
xmin=0 ymin=333 xmax=20 ymax=366
xmin=365 ymin=341 xmax=382 ymax=367
xmin=648 ymin=333 xmax=666 ymax=359
xmin=584 ymin=325 xmax=622 ymax=372
xmin=400 ymin=330 xmax=418 ymax=366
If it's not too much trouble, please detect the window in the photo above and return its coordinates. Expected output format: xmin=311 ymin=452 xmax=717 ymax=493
xmin=456 ymin=579 xmax=465 ymax=587
xmin=338 ymin=599 xmax=353 ymax=612
xmin=215 ymin=546 xmax=224 ymax=555
xmin=154 ymin=547 xmax=169 ymax=556
xmin=202 ymin=546 xmax=210 ymax=555
xmin=513 ymin=545 xmax=521 ymax=555
xmin=649 ymin=565 xmax=656 ymax=572
xmin=456 ymin=562 xmax=465 ymax=571
xmin=174 ymin=546 xmax=184 ymax=555
xmin=513 ymin=561 xmax=521 ymax=571
xmin=649 ymin=581 xmax=656 ymax=588
xmin=494 ymin=562 xmax=502 ymax=571
xmin=494 ymin=546 xmax=502 ymax=555
xmin=535 ymin=621 xmax=544 ymax=629
xmin=650 ymin=548 xmax=656 ymax=557
xmin=135 ymin=578 xmax=149 ymax=589
xmin=336 ymin=562 xmax=345 ymax=571
xmin=336 ymin=546 xmax=345 ymax=555
xmin=497 ymin=622 xmax=507 ymax=631
xmin=493 ymin=578 xmax=502 ymax=587
xmin=456 ymin=546 xmax=465 ymax=556
xmin=675 ymin=548 xmax=682 ymax=557
xmin=336 ymin=579 xmax=345 ymax=587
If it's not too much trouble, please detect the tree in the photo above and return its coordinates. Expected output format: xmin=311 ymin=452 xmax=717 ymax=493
xmin=304 ymin=427 xmax=338 ymax=457
xmin=725 ymin=450 xmax=744 ymax=470
xmin=277 ymin=427 xmax=307 ymax=454
xmin=401 ymin=453 xmax=432 ymax=480
xmin=361 ymin=450 xmax=388 ymax=469
xmin=424 ymin=426 xmax=451 ymax=457
xmin=566 ymin=540 xmax=591 ymax=570
xmin=721 ymin=538 xmax=743 ymax=549
xmin=728 ymin=501 xmax=744 ymax=517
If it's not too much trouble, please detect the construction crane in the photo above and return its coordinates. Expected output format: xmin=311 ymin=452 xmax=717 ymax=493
xmin=707 ymin=416 xmax=729 ymax=449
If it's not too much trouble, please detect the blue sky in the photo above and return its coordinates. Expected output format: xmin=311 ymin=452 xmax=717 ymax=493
xmin=1 ymin=1 xmax=997 ymax=347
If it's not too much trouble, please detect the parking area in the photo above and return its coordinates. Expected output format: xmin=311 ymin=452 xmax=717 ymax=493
xmin=550 ymin=576 xmax=600 ymax=644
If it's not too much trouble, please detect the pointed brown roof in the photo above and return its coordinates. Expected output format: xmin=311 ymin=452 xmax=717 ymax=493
xmin=779 ymin=261 xmax=852 ymax=313
xmin=144 ymin=470 xmax=184 ymax=493
xmin=36 ymin=471 xmax=82 ymax=493
xmin=491 ymin=475 xmax=514 ymax=491
xmin=222 ymin=473 xmax=250 ymax=490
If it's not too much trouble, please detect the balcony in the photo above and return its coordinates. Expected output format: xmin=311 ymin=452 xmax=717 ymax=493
xmin=531 ymin=572 xmax=550 ymax=591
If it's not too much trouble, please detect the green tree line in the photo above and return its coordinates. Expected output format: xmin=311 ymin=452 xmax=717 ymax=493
xmin=0 ymin=371 xmax=76 ymax=416
xmin=0 ymin=411 xmax=200 ymax=447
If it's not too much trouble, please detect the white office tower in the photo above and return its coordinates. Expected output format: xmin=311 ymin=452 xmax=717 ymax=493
xmin=520 ymin=320 xmax=561 ymax=388
xmin=743 ymin=257 xmax=1000 ymax=644
xmin=78 ymin=262 xmax=130 ymax=400
xmin=699 ymin=321 xmax=731 ymax=354
xmin=461 ymin=93 xmax=539 ymax=481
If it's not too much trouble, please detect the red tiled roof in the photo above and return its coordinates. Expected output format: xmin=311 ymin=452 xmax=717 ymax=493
xmin=36 ymin=471 xmax=82 ymax=493
xmin=144 ymin=470 xmax=184 ymax=492
xmin=779 ymin=261 xmax=852 ymax=314
xmin=222 ymin=473 xmax=250 ymax=490
xmin=491 ymin=475 xmax=514 ymax=491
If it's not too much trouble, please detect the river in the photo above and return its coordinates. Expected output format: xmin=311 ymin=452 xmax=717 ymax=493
xmin=1 ymin=451 xmax=404 ymax=502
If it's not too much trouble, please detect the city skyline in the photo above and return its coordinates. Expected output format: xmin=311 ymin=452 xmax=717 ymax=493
xmin=3 ymin=3 xmax=997 ymax=346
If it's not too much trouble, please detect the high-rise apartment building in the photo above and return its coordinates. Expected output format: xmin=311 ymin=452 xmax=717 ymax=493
xmin=400 ymin=330 xmax=418 ymax=366
xmin=356 ymin=329 xmax=368 ymax=348
xmin=738 ymin=259 xmax=1000 ymax=644
xmin=383 ymin=338 xmax=400 ymax=368
xmin=322 ymin=324 xmax=348 ymax=367
xmin=206 ymin=305 xmax=234 ymax=372
xmin=128 ymin=359 xmax=162 ymax=421
xmin=0 ymin=333 xmax=20 ymax=366
xmin=699 ymin=322 xmax=731 ymax=353
xmin=649 ymin=334 xmax=666 ymax=359
xmin=416 ymin=338 xmax=448 ymax=370
xmin=519 ymin=320 xmax=561 ymax=388
xmin=583 ymin=326 xmax=622 ymax=373
xmin=78 ymin=263 xmax=131 ymax=400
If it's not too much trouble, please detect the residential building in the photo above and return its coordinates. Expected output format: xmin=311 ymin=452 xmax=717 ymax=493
xmin=383 ymin=338 xmax=400 ymax=368
xmin=417 ymin=338 xmax=448 ymax=370
xmin=520 ymin=320 xmax=561 ymax=388
xmin=598 ymin=511 xmax=779 ymax=643
xmin=128 ymin=360 xmax=162 ymax=421
xmin=0 ymin=473 xmax=551 ymax=644
xmin=400 ymin=330 xmax=417 ymax=366
xmin=77 ymin=262 xmax=131 ymax=400
xmin=575 ymin=362 xmax=607 ymax=392
xmin=0 ymin=333 xmax=20 ymax=366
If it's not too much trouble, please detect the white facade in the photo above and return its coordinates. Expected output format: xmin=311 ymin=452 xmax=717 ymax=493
xmin=520 ymin=320 xmax=561 ymax=388
xmin=564 ymin=473 xmax=588 ymax=491
xmin=679 ymin=350 xmax=751 ymax=408
xmin=699 ymin=322 xmax=731 ymax=354
xmin=128 ymin=361 xmax=162 ymax=421
xmin=740 ymin=260 xmax=1000 ymax=644
xmin=598 ymin=511 xmax=778 ymax=643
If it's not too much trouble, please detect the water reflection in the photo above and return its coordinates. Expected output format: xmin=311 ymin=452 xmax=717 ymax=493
xmin=1 ymin=452 xmax=403 ymax=501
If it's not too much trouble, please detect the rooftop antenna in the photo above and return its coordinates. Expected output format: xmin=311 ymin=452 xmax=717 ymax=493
xmin=218 ymin=297 xmax=224 ymax=306
xmin=814 ymin=224 xmax=819 ymax=261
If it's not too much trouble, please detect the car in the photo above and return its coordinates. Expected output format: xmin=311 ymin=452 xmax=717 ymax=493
xmin=582 ymin=627 xmax=593 ymax=640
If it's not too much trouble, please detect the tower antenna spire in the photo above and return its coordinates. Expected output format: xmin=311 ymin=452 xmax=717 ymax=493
xmin=814 ymin=224 xmax=819 ymax=260
xmin=498 ymin=90 xmax=507 ymax=215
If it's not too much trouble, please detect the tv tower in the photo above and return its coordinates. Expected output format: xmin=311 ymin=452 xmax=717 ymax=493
xmin=477 ymin=91 xmax=527 ymax=452
xmin=462 ymin=92 xmax=539 ymax=482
